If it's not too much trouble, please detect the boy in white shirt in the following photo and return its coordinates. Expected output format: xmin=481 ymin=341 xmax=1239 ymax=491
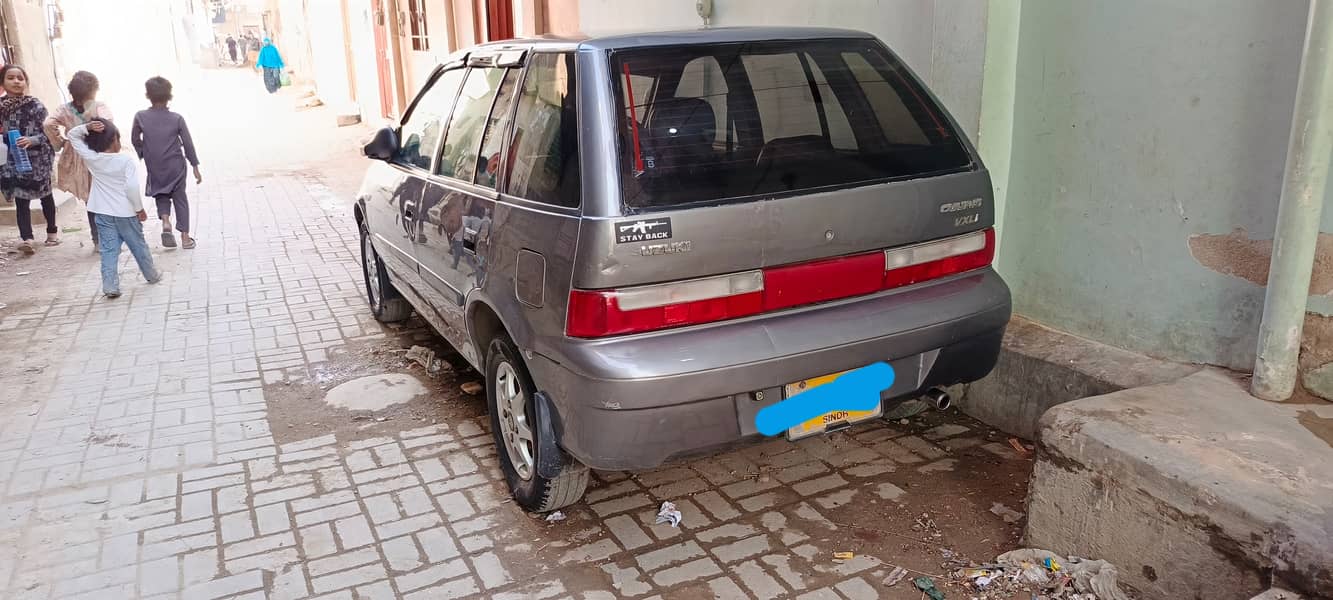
xmin=67 ymin=118 xmax=161 ymax=298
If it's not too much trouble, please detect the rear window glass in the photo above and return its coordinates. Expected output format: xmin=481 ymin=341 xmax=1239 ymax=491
xmin=612 ymin=40 xmax=971 ymax=209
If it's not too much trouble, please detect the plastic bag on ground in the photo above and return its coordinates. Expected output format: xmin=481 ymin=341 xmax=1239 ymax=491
xmin=1065 ymin=558 xmax=1130 ymax=600
xmin=654 ymin=501 xmax=682 ymax=527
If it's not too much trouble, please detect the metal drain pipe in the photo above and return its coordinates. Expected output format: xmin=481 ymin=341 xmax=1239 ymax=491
xmin=1252 ymin=0 xmax=1333 ymax=401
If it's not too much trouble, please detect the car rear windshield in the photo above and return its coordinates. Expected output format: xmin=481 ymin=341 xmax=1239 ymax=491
xmin=612 ymin=39 xmax=972 ymax=209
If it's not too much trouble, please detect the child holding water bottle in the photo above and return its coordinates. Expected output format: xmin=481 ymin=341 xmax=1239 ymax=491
xmin=1 ymin=64 xmax=58 ymax=253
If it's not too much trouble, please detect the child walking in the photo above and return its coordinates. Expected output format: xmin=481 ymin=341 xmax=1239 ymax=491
xmin=44 ymin=71 xmax=113 ymax=247
xmin=131 ymin=77 xmax=201 ymax=249
xmin=67 ymin=119 xmax=161 ymax=298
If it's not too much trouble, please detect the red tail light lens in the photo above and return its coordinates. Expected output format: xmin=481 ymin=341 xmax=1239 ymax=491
xmin=883 ymin=228 xmax=995 ymax=288
xmin=567 ymin=228 xmax=994 ymax=338
xmin=566 ymin=272 xmax=764 ymax=337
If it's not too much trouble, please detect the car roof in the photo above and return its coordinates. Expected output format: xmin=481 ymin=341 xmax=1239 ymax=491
xmin=470 ymin=26 xmax=876 ymax=54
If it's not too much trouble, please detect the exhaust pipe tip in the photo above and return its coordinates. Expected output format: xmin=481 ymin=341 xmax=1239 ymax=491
xmin=924 ymin=386 xmax=952 ymax=411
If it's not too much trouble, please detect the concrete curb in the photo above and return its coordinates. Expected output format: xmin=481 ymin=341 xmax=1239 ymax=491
xmin=956 ymin=317 xmax=1200 ymax=439
xmin=1028 ymin=369 xmax=1333 ymax=598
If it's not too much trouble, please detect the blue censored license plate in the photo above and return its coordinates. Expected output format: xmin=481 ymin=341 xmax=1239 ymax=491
xmin=784 ymin=369 xmax=883 ymax=440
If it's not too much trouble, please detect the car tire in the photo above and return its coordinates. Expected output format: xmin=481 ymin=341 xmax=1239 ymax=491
xmin=485 ymin=334 xmax=589 ymax=512
xmin=360 ymin=220 xmax=412 ymax=323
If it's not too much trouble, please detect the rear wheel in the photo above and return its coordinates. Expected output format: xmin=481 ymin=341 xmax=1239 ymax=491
xmin=486 ymin=334 xmax=589 ymax=511
xmin=360 ymin=220 xmax=412 ymax=323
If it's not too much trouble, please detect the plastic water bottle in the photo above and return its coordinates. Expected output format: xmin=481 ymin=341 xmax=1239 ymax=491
xmin=7 ymin=130 xmax=32 ymax=173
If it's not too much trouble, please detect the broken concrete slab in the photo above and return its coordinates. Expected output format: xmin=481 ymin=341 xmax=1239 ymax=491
xmin=1027 ymin=369 xmax=1333 ymax=599
xmin=324 ymin=373 xmax=427 ymax=411
xmin=957 ymin=317 xmax=1199 ymax=439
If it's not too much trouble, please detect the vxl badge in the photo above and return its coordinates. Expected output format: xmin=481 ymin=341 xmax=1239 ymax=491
xmin=615 ymin=218 xmax=673 ymax=244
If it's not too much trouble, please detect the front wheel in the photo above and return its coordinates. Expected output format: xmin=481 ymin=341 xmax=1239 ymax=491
xmin=360 ymin=220 xmax=412 ymax=323
xmin=486 ymin=334 xmax=588 ymax=512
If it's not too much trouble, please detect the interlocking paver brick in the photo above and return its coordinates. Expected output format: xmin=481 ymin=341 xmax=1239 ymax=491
xmin=589 ymin=492 xmax=653 ymax=517
xmin=182 ymin=570 xmax=264 ymax=599
xmin=791 ymin=474 xmax=848 ymax=497
xmin=224 ymin=532 xmax=295 ymax=559
xmin=255 ymin=502 xmax=292 ymax=535
xmin=472 ymin=551 xmax=512 ymax=589
xmin=652 ymin=556 xmax=723 ymax=586
xmin=714 ymin=535 xmax=773 ymax=563
xmin=394 ymin=558 xmax=470 ymax=593
xmin=636 ymin=540 xmax=705 ymax=571
xmin=416 ymin=527 xmax=461 ymax=562
xmin=735 ymin=559 xmax=787 ymax=598
xmin=708 ymin=576 xmax=749 ymax=600
xmin=600 ymin=563 xmax=654 ymax=597
xmin=605 ymin=514 xmax=654 ymax=550
xmin=560 ymin=538 xmax=621 ymax=565
xmin=312 ymin=563 xmax=388 ymax=594
xmin=376 ymin=512 xmax=443 ymax=541
xmin=301 ymin=522 xmax=339 ymax=558
xmin=693 ymin=490 xmax=743 ymax=522
xmin=381 ymin=535 xmax=423 ymax=571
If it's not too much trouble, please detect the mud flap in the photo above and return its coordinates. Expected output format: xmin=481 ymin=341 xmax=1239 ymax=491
xmin=532 ymin=391 xmax=567 ymax=479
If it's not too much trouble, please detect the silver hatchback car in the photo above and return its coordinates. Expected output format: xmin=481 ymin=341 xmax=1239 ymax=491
xmin=355 ymin=27 xmax=1011 ymax=511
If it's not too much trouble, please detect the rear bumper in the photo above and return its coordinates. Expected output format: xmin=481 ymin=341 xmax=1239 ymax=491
xmin=527 ymin=268 xmax=1011 ymax=470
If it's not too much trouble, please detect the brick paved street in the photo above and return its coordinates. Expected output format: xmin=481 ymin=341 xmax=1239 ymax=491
xmin=0 ymin=69 xmax=1033 ymax=599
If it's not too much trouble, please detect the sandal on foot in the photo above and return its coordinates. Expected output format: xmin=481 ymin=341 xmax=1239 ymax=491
xmin=18 ymin=241 xmax=34 ymax=255
xmin=161 ymin=232 xmax=177 ymax=248
xmin=44 ymin=238 xmax=60 ymax=247
xmin=182 ymin=238 xmax=196 ymax=250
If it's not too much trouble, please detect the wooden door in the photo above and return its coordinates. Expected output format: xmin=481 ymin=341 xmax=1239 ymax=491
xmin=370 ymin=0 xmax=394 ymax=118
xmin=486 ymin=0 xmax=514 ymax=41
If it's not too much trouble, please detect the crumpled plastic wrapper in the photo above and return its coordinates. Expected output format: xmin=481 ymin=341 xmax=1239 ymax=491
xmin=654 ymin=501 xmax=682 ymax=527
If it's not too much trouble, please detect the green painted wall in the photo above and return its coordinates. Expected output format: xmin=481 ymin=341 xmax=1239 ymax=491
xmin=994 ymin=0 xmax=1314 ymax=370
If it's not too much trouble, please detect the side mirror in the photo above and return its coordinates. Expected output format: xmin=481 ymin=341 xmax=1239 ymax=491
xmin=362 ymin=127 xmax=398 ymax=161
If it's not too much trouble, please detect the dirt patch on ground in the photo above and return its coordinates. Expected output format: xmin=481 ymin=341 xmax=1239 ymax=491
xmin=262 ymin=316 xmax=489 ymax=446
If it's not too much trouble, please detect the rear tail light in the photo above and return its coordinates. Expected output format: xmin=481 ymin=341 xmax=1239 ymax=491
xmin=883 ymin=228 xmax=994 ymax=288
xmin=566 ymin=272 xmax=764 ymax=338
xmin=567 ymin=228 xmax=994 ymax=338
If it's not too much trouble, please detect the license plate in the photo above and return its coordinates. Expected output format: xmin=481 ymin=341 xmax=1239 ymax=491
xmin=784 ymin=369 xmax=882 ymax=440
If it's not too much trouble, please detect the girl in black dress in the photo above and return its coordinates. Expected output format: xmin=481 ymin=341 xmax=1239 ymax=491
xmin=1 ymin=64 xmax=58 ymax=253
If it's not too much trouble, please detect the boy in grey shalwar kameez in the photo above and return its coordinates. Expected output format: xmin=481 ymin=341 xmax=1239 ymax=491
xmin=131 ymin=77 xmax=201 ymax=249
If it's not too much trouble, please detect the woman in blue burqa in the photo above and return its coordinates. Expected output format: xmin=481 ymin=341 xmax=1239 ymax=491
xmin=256 ymin=38 xmax=285 ymax=94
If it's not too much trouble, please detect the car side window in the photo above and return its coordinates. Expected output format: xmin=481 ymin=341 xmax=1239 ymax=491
xmin=504 ymin=53 xmax=580 ymax=208
xmin=395 ymin=68 xmax=466 ymax=170
xmin=436 ymin=67 xmax=507 ymax=181
xmin=473 ymin=69 xmax=522 ymax=190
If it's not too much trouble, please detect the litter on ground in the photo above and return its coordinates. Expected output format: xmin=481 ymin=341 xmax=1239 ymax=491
xmin=405 ymin=345 xmax=451 ymax=376
xmin=654 ymin=501 xmax=682 ymax=527
xmin=883 ymin=566 xmax=909 ymax=587
xmin=948 ymin=547 xmax=1130 ymax=600
xmin=914 ymin=576 xmax=946 ymax=600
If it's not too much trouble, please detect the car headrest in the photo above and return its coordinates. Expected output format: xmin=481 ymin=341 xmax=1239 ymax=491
xmin=646 ymin=97 xmax=717 ymax=149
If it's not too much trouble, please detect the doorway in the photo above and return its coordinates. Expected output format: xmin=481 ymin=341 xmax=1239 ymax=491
xmin=485 ymin=0 xmax=514 ymax=41
xmin=370 ymin=0 xmax=394 ymax=118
